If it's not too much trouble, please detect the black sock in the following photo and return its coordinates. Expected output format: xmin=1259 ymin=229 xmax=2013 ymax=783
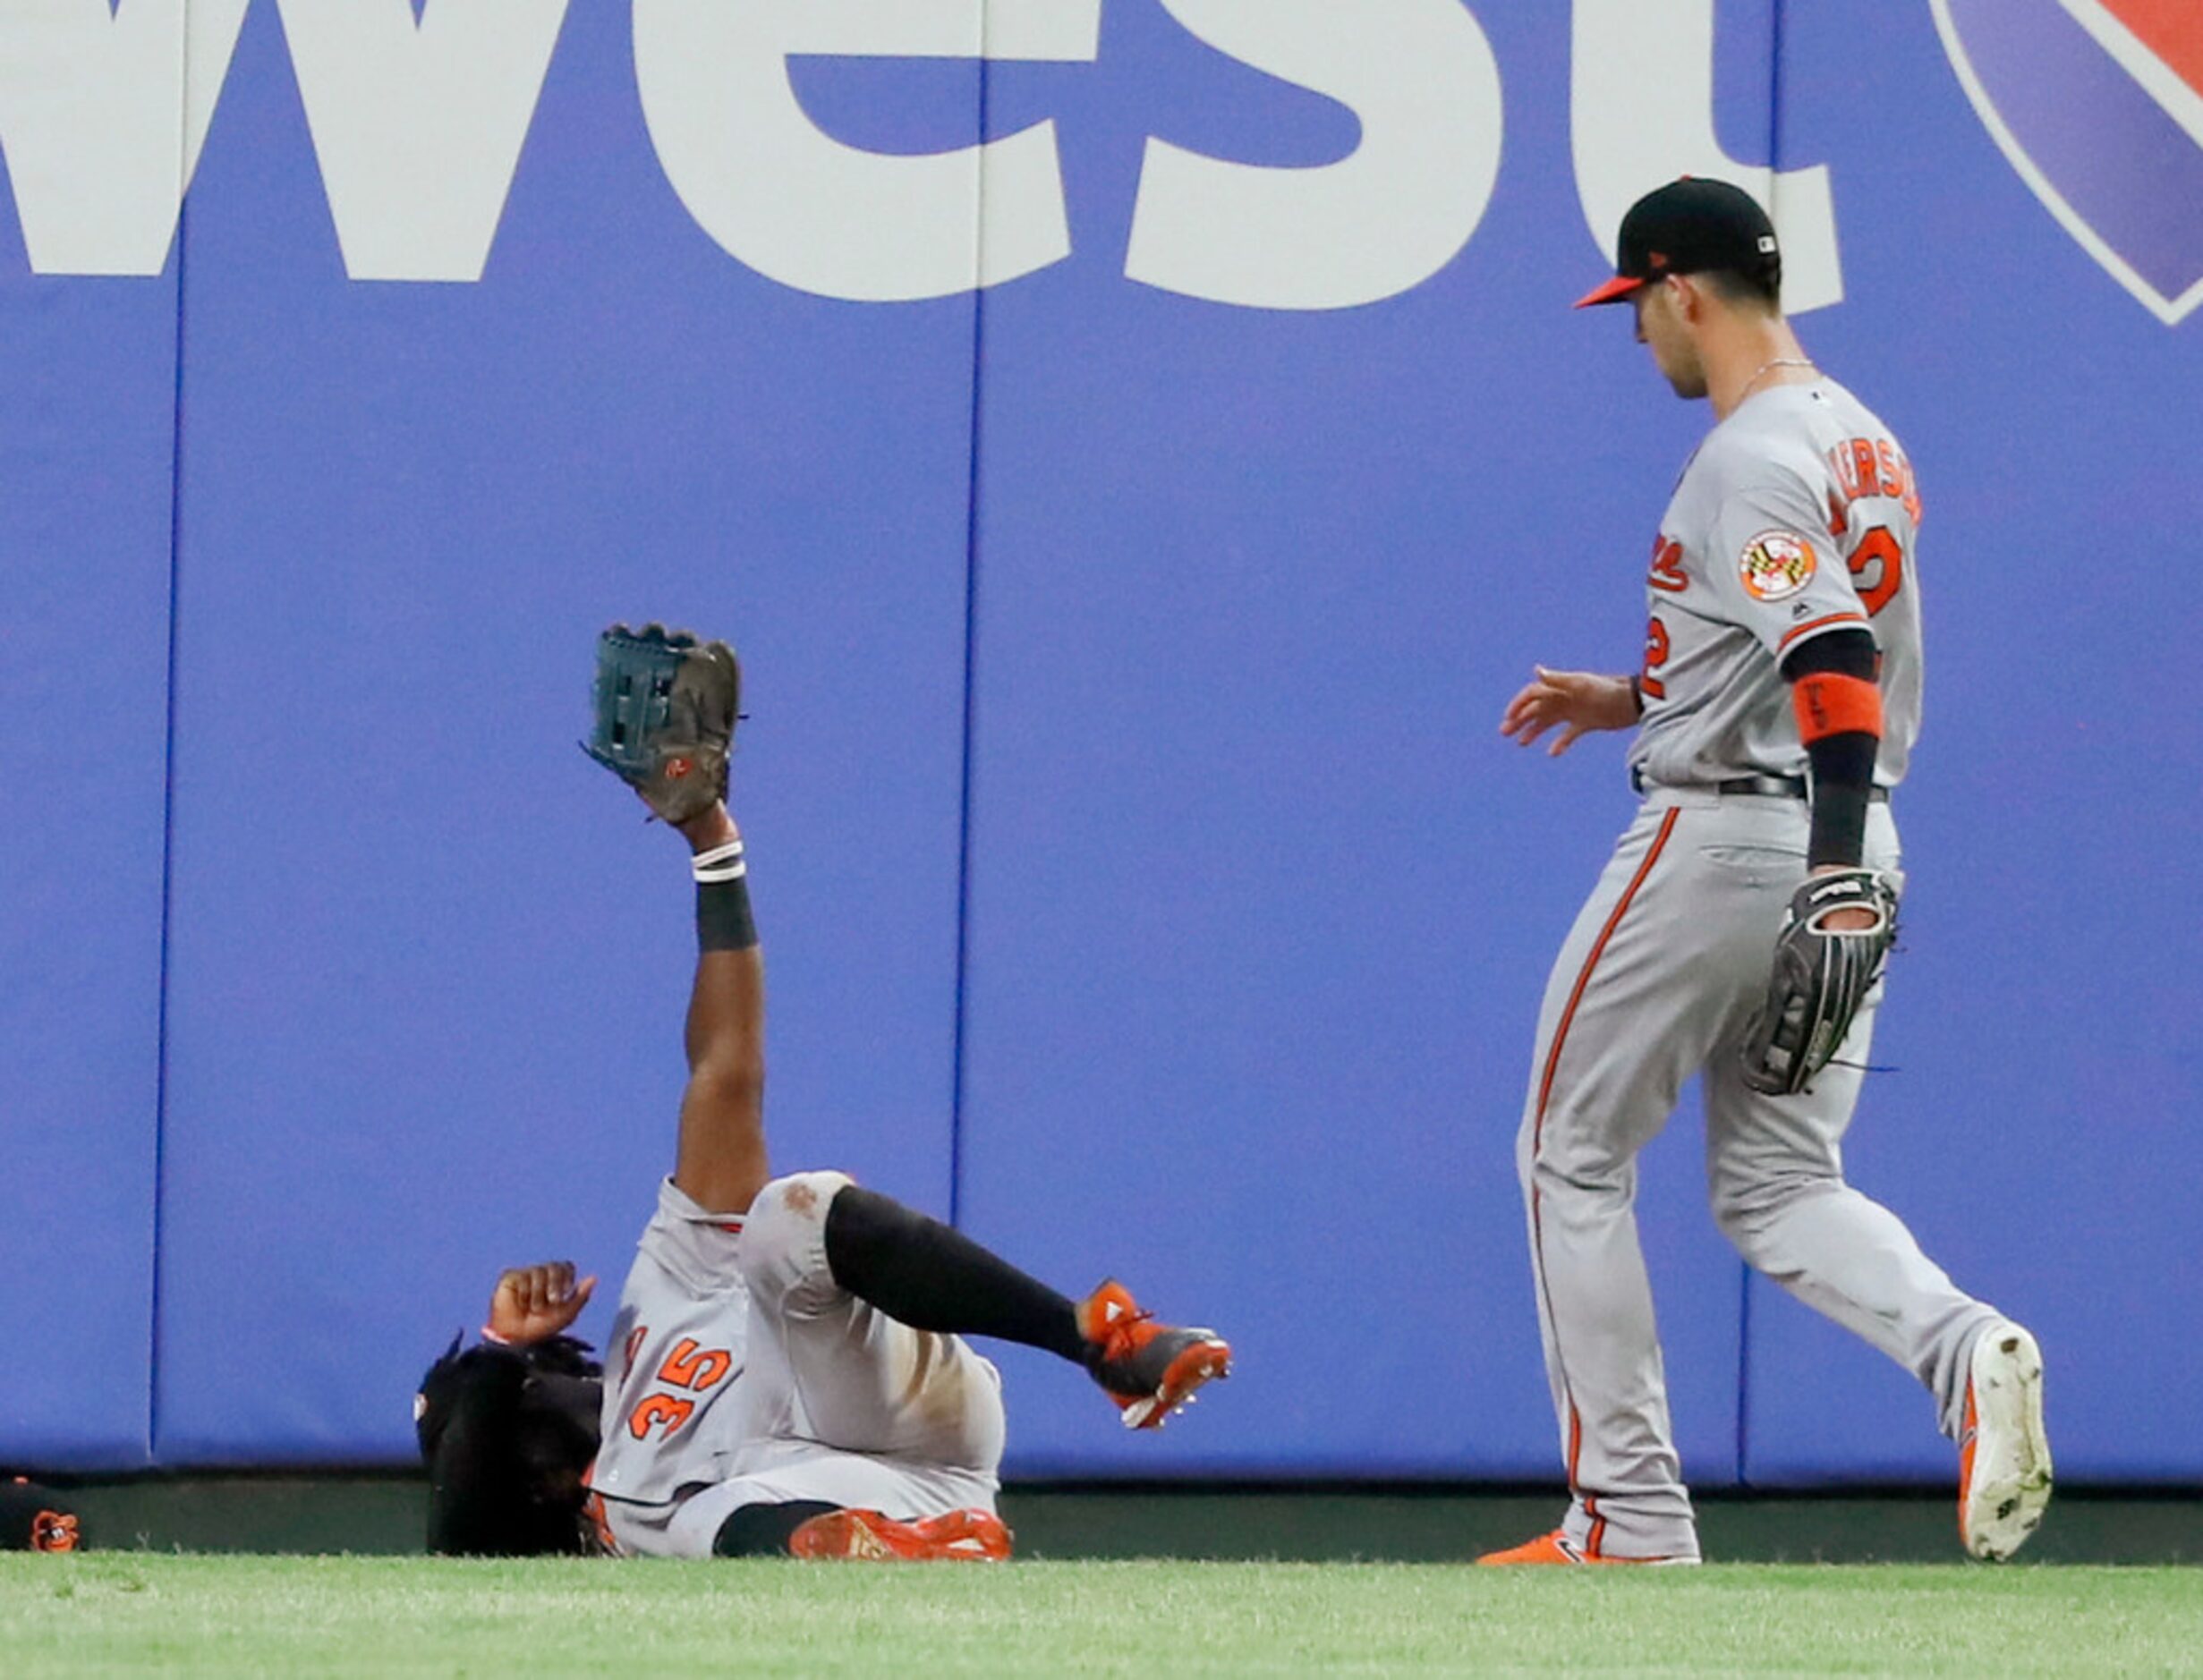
xmin=712 ymin=1499 xmax=841 ymax=1557
xmin=823 ymin=1186 xmax=1088 ymax=1364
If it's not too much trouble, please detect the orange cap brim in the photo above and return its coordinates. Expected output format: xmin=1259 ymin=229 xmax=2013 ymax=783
xmin=1573 ymin=274 xmax=1646 ymax=309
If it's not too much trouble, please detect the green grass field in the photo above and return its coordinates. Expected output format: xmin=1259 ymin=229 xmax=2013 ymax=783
xmin=5 ymin=1556 xmax=2199 ymax=1676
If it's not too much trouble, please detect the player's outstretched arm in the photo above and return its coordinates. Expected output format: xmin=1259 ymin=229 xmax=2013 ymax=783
xmin=1498 ymin=666 xmax=1640 ymax=756
xmin=579 ymin=624 xmax=764 ymax=1214
xmin=672 ymin=800 xmax=770 ymax=1217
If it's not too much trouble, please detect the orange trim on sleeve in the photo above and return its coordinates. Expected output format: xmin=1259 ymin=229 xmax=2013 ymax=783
xmin=1793 ymin=672 xmax=1884 ymax=742
xmin=1778 ymin=611 xmax=1867 ymax=650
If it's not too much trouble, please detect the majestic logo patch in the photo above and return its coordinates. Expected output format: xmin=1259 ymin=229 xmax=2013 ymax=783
xmin=1739 ymin=531 xmax=1817 ymax=601
xmin=1933 ymin=0 xmax=2203 ymax=324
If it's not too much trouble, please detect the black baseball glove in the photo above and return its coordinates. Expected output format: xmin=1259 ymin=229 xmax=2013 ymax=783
xmin=581 ymin=623 xmax=740 ymax=823
xmin=1738 ymin=868 xmax=1901 ymax=1096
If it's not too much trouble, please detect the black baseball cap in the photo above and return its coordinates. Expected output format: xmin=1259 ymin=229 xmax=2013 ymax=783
xmin=1574 ymin=177 xmax=1782 ymax=308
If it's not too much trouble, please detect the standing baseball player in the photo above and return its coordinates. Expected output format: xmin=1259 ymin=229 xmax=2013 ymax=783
xmin=1482 ymin=180 xmax=2050 ymax=1565
xmin=417 ymin=626 xmax=1229 ymax=1561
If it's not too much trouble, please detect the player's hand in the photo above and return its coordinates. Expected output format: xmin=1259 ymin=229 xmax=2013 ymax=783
xmin=1499 ymin=666 xmax=1640 ymax=756
xmin=1808 ymin=863 xmax=1878 ymax=931
xmin=485 ymin=1261 xmax=597 ymax=1346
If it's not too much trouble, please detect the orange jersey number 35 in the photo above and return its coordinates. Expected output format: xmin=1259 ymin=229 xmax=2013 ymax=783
xmin=626 ymin=1336 xmax=736 ymax=1440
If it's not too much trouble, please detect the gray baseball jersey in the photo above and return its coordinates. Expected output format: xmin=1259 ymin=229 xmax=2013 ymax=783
xmin=1514 ymin=378 xmax=2003 ymax=1562
xmin=1628 ymin=378 xmax=1923 ymax=790
xmin=587 ymin=1172 xmax=1004 ymax=1558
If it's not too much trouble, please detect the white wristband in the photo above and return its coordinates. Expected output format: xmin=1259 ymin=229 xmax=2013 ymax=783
xmin=693 ymin=839 xmax=746 ymax=884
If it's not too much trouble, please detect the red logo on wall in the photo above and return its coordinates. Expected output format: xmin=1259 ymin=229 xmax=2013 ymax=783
xmin=1934 ymin=0 xmax=2203 ymax=323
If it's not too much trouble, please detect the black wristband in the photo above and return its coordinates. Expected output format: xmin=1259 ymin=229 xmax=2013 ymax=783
xmin=692 ymin=838 xmax=757 ymax=952
xmin=697 ymin=878 xmax=757 ymax=952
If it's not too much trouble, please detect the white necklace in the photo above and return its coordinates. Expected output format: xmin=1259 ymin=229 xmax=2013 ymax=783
xmin=1737 ymin=355 xmax=1816 ymax=401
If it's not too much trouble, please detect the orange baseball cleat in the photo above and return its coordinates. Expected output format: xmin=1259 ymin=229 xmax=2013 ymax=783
xmin=1476 ymin=1529 xmax=1696 ymax=1565
xmin=1077 ymin=1279 xmax=1231 ymax=1430
xmin=787 ymin=1506 xmax=1012 ymax=1563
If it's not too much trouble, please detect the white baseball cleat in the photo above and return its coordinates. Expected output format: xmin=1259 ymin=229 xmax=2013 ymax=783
xmin=1958 ymin=1321 xmax=2053 ymax=1561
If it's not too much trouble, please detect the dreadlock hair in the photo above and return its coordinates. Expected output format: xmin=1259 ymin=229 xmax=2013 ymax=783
xmin=415 ymin=1333 xmax=604 ymax=1557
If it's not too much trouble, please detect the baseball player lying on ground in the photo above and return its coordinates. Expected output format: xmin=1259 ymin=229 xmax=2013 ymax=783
xmin=415 ymin=627 xmax=1230 ymax=1561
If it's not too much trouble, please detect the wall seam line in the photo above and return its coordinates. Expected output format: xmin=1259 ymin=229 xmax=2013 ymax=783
xmin=149 ymin=45 xmax=196 ymax=1470
xmin=948 ymin=21 xmax=994 ymax=1229
xmin=1736 ymin=0 xmax=1786 ymax=1489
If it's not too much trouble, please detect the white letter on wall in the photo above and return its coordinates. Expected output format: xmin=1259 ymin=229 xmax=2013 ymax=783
xmin=1572 ymin=0 xmax=1842 ymax=313
xmin=276 ymin=0 xmax=569 ymax=283
xmin=1125 ymin=0 xmax=1503 ymax=311
xmin=0 ymin=0 xmax=248 ymax=276
xmin=634 ymin=0 xmax=1100 ymax=302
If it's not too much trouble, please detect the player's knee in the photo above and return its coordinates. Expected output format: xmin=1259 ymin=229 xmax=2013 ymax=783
xmin=1709 ymin=1169 xmax=1834 ymax=1258
xmin=1710 ymin=1188 xmax=1762 ymax=1256
xmin=737 ymin=1171 xmax=856 ymax=1308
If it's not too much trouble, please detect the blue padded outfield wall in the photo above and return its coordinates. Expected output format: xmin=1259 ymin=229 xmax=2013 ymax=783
xmin=2 ymin=1 xmax=2198 ymax=1483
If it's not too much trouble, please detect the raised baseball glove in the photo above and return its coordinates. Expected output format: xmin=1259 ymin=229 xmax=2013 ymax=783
xmin=581 ymin=623 xmax=740 ymax=824
xmin=1738 ymin=868 xmax=1901 ymax=1096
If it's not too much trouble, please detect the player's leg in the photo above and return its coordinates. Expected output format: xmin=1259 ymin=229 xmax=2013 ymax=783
xmin=736 ymin=1171 xmax=1229 ymax=1463
xmin=600 ymin=1456 xmax=1012 ymax=1561
xmin=1705 ymin=1041 xmax=2050 ymax=1558
xmin=826 ymin=1183 xmax=1230 ymax=1428
xmin=1702 ymin=809 xmax=2048 ymax=1556
xmin=1705 ymin=1012 xmax=2000 ymax=1421
xmin=1492 ymin=798 xmax=1751 ymax=1564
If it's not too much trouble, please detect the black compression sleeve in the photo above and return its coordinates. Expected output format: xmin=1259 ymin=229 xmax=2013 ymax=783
xmin=822 ymin=1186 xmax=1088 ymax=1363
xmin=1780 ymin=626 xmax=1878 ymax=682
xmin=1803 ymin=734 xmax=1876 ymax=866
xmin=1783 ymin=628 xmax=1883 ymax=869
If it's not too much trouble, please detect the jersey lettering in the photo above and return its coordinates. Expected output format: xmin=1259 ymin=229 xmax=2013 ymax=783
xmin=1826 ymin=436 xmax=1922 ymax=524
xmin=1648 ymin=535 xmax=1688 ymax=593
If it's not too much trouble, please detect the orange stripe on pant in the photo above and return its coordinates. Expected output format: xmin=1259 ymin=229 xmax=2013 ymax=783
xmin=1528 ymin=807 xmax=1680 ymax=1520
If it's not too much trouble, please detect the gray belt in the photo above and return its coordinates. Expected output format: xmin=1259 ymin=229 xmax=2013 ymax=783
xmin=1630 ymin=768 xmax=1889 ymax=802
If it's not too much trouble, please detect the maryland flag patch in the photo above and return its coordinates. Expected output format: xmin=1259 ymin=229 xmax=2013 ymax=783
xmin=1739 ymin=530 xmax=1818 ymax=602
